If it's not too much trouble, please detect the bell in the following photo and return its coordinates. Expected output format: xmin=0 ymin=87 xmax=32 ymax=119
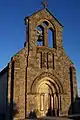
xmin=38 ymin=35 xmax=43 ymax=41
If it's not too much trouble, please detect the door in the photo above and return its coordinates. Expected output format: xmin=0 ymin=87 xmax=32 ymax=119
xmin=37 ymin=82 xmax=59 ymax=116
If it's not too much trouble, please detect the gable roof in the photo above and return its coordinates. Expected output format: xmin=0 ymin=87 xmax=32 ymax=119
xmin=26 ymin=8 xmax=63 ymax=27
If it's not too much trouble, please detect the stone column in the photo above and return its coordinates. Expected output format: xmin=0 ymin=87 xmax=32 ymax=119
xmin=44 ymin=27 xmax=48 ymax=47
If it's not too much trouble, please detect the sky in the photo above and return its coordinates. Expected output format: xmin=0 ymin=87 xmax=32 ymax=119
xmin=0 ymin=0 xmax=80 ymax=95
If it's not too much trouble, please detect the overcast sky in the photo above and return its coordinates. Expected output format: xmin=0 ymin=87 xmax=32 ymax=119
xmin=0 ymin=0 xmax=80 ymax=95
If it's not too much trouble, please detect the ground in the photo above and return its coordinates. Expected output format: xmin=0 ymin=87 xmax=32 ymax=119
xmin=26 ymin=116 xmax=73 ymax=120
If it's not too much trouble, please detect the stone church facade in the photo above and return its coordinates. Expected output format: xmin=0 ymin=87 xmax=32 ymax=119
xmin=0 ymin=2 xmax=78 ymax=120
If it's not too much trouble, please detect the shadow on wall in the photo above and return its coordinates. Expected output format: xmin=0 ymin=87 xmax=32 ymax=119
xmin=12 ymin=102 xmax=19 ymax=117
xmin=0 ymin=102 xmax=18 ymax=120
xmin=46 ymin=106 xmax=59 ymax=117
xmin=68 ymin=96 xmax=80 ymax=115
xmin=8 ymin=102 xmax=19 ymax=120
xmin=68 ymin=96 xmax=80 ymax=120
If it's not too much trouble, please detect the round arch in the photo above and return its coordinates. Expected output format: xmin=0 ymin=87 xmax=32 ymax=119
xmin=30 ymin=72 xmax=63 ymax=94
xmin=36 ymin=19 xmax=56 ymax=48
xmin=37 ymin=19 xmax=56 ymax=31
xmin=37 ymin=80 xmax=57 ymax=94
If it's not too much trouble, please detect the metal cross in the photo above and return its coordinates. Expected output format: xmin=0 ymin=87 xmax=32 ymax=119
xmin=42 ymin=0 xmax=48 ymax=9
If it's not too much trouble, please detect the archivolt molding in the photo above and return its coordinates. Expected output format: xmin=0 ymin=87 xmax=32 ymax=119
xmin=36 ymin=19 xmax=56 ymax=31
xmin=30 ymin=72 xmax=64 ymax=94
xmin=37 ymin=79 xmax=57 ymax=94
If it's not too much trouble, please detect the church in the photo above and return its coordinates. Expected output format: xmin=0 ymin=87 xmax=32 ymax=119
xmin=0 ymin=0 xmax=78 ymax=119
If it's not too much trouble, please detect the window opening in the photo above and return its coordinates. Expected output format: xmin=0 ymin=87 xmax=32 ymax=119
xmin=37 ymin=26 xmax=44 ymax=46
xmin=43 ymin=21 xmax=49 ymax=27
xmin=48 ymin=28 xmax=54 ymax=48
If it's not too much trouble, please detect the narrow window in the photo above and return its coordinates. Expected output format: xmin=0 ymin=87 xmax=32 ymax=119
xmin=37 ymin=25 xmax=44 ymax=46
xmin=48 ymin=52 xmax=53 ymax=68
xmin=53 ymin=54 xmax=54 ymax=69
xmin=40 ymin=52 xmax=42 ymax=68
xmin=47 ymin=53 xmax=48 ymax=69
xmin=48 ymin=28 xmax=55 ymax=48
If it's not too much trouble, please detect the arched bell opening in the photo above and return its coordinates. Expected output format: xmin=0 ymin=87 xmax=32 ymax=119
xmin=48 ymin=27 xmax=56 ymax=48
xmin=37 ymin=25 xmax=44 ymax=46
xmin=36 ymin=20 xmax=56 ymax=48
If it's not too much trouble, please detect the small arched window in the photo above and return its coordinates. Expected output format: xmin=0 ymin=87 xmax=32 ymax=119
xmin=42 ymin=21 xmax=49 ymax=27
xmin=48 ymin=28 xmax=55 ymax=48
xmin=37 ymin=25 xmax=44 ymax=46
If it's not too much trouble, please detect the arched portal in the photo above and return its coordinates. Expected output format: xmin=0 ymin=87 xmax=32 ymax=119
xmin=31 ymin=75 xmax=63 ymax=116
xmin=37 ymin=80 xmax=59 ymax=116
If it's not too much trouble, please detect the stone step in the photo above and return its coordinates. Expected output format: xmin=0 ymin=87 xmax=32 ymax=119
xmin=24 ymin=117 xmax=73 ymax=120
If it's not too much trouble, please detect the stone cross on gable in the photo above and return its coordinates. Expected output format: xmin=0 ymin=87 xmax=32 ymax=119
xmin=42 ymin=0 xmax=48 ymax=9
